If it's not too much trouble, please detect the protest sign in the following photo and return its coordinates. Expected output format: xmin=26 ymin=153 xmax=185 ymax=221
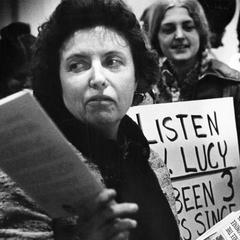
xmin=127 ymin=98 xmax=240 ymax=240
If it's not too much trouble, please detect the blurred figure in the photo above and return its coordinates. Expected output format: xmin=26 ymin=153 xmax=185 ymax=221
xmin=228 ymin=9 xmax=240 ymax=71
xmin=198 ymin=0 xmax=236 ymax=48
xmin=237 ymin=10 xmax=240 ymax=51
xmin=0 ymin=22 xmax=36 ymax=98
xmin=140 ymin=0 xmax=240 ymax=142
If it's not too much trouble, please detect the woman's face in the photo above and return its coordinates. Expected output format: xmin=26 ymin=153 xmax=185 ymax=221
xmin=158 ymin=6 xmax=200 ymax=65
xmin=59 ymin=26 xmax=136 ymax=133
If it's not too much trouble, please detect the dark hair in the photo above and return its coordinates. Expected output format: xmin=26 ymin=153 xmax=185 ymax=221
xmin=0 ymin=22 xmax=36 ymax=98
xmin=237 ymin=10 xmax=240 ymax=52
xmin=32 ymin=0 xmax=159 ymax=122
xmin=199 ymin=0 xmax=236 ymax=48
xmin=141 ymin=0 xmax=210 ymax=58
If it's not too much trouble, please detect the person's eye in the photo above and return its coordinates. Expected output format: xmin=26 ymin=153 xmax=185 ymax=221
xmin=183 ymin=24 xmax=196 ymax=32
xmin=103 ymin=57 xmax=124 ymax=70
xmin=161 ymin=25 xmax=175 ymax=34
xmin=68 ymin=60 xmax=90 ymax=73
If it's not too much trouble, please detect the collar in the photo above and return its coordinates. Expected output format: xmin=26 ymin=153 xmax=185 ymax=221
xmin=161 ymin=59 xmax=200 ymax=85
xmin=159 ymin=60 xmax=200 ymax=102
xmin=199 ymin=59 xmax=240 ymax=82
xmin=57 ymin=115 xmax=150 ymax=166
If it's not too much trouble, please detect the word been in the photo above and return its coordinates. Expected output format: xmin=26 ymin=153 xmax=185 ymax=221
xmin=175 ymin=172 xmax=234 ymax=215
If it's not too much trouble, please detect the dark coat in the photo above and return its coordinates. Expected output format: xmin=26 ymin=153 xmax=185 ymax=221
xmin=53 ymin=115 xmax=180 ymax=240
xmin=192 ymin=59 xmax=240 ymax=143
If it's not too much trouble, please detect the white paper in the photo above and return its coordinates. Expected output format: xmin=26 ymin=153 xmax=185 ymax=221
xmin=0 ymin=90 xmax=103 ymax=218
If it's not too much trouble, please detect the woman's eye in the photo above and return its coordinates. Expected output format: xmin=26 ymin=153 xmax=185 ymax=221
xmin=183 ymin=24 xmax=196 ymax=32
xmin=161 ymin=26 xmax=175 ymax=34
xmin=104 ymin=57 xmax=123 ymax=69
xmin=68 ymin=61 xmax=90 ymax=73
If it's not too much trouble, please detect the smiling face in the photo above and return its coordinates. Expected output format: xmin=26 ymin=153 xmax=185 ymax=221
xmin=158 ymin=6 xmax=200 ymax=65
xmin=59 ymin=26 xmax=136 ymax=138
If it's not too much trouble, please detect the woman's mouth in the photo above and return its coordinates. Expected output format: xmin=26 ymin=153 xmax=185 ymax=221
xmin=87 ymin=95 xmax=115 ymax=105
xmin=171 ymin=42 xmax=190 ymax=50
xmin=171 ymin=44 xmax=189 ymax=50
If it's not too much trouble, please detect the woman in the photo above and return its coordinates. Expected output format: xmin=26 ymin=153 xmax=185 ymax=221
xmin=0 ymin=0 xmax=180 ymax=239
xmin=140 ymin=0 xmax=240 ymax=140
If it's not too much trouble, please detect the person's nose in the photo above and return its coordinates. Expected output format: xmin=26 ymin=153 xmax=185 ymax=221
xmin=89 ymin=61 xmax=108 ymax=90
xmin=175 ymin=26 xmax=184 ymax=39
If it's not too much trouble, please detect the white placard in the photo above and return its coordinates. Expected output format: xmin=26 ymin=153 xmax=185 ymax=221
xmin=127 ymin=98 xmax=240 ymax=240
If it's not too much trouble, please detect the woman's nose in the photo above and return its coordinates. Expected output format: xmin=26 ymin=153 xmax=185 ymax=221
xmin=89 ymin=63 xmax=108 ymax=90
xmin=175 ymin=27 xmax=184 ymax=39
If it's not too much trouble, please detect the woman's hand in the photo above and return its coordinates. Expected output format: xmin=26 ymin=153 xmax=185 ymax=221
xmin=77 ymin=189 xmax=138 ymax=240
xmin=53 ymin=189 xmax=138 ymax=240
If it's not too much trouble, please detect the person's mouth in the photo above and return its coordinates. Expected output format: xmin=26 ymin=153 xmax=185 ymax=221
xmin=86 ymin=95 xmax=115 ymax=104
xmin=171 ymin=43 xmax=189 ymax=50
